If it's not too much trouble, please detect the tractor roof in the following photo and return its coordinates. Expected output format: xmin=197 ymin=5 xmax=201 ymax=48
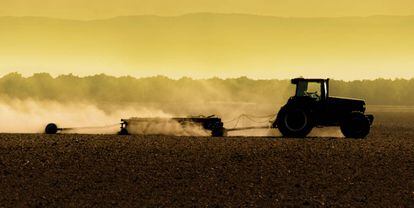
xmin=291 ymin=78 xmax=329 ymax=84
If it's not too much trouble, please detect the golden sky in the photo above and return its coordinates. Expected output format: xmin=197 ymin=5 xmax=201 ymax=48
xmin=1 ymin=0 xmax=414 ymax=19
xmin=1 ymin=1 xmax=414 ymax=80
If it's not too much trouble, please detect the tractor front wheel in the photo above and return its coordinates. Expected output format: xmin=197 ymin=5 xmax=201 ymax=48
xmin=340 ymin=112 xmax=370 ymax=139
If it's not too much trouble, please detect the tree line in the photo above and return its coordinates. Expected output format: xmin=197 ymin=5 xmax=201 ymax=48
xmin=0 ymin=72 xmax=413 ymax=106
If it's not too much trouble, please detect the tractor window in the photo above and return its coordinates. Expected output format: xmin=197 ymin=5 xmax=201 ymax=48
xmin=323 ymin=81 xmax=328 ymax=99
xmin=296 ymin=81 xmax=308 ymax=96
xmin=296 ymin=81 xmax=322 ymax=100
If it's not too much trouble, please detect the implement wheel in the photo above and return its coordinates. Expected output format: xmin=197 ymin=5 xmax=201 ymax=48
xmin=212 ymin=127 xmax=227 ymax=137
xmin=119 ymin=128 xmax=129 ymax=135
xmin=45 ymin=123 xmax=58 ymax=134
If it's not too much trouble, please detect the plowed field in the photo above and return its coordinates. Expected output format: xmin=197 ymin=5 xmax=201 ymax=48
xmin=0 ymin=112 xmax=413 ymax=207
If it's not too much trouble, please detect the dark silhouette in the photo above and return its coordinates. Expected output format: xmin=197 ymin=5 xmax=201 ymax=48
xmin=273 ymin=78 xmax=374 ymax=138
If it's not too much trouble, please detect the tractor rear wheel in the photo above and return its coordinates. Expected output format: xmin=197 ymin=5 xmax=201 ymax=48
xmin=340 ymin=112 xmax=370 ymax=138
xmin=276 ymin=107 xmax=313 ymax=138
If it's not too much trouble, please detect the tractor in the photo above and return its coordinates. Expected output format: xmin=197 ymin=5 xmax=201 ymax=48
xmin=273 ymin=78 xmax=374 ymax=138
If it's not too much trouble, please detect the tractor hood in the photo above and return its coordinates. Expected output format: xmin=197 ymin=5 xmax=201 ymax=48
xmin=328 ymin=96 xmax=366 ymax=112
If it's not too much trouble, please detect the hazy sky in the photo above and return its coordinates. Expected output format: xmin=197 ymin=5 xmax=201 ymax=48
xmin=1 ymin=0 xmax=414 ymax=19
xmin=1 ymin=1 xmax=414 ymax=80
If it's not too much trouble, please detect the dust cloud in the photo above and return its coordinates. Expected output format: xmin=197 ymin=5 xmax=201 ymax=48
xmin=0 ymin=98 xmax=346 ymax=137
xmin=0 ymin=98 xmax=170 ymax=134
xmin=0 ymin=98 xmax=223 ymax=136
xmin=125 ymin=118 xmax=210 ymax=136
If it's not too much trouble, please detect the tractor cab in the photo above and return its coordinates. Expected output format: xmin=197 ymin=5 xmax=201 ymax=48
xmin=292 ymin=78 xmax=329 ymax=101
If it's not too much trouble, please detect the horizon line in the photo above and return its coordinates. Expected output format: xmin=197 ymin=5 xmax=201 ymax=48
xmin=1 ymin=12 xmax=414 ymax=21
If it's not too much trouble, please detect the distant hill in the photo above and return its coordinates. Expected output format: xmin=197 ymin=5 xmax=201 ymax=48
xmin=1 ymin=13 xmax=414 ymax=79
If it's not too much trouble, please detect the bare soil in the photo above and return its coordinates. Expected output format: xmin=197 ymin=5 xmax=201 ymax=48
xmin=0 ymin=112 xmax=413 ymax=207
